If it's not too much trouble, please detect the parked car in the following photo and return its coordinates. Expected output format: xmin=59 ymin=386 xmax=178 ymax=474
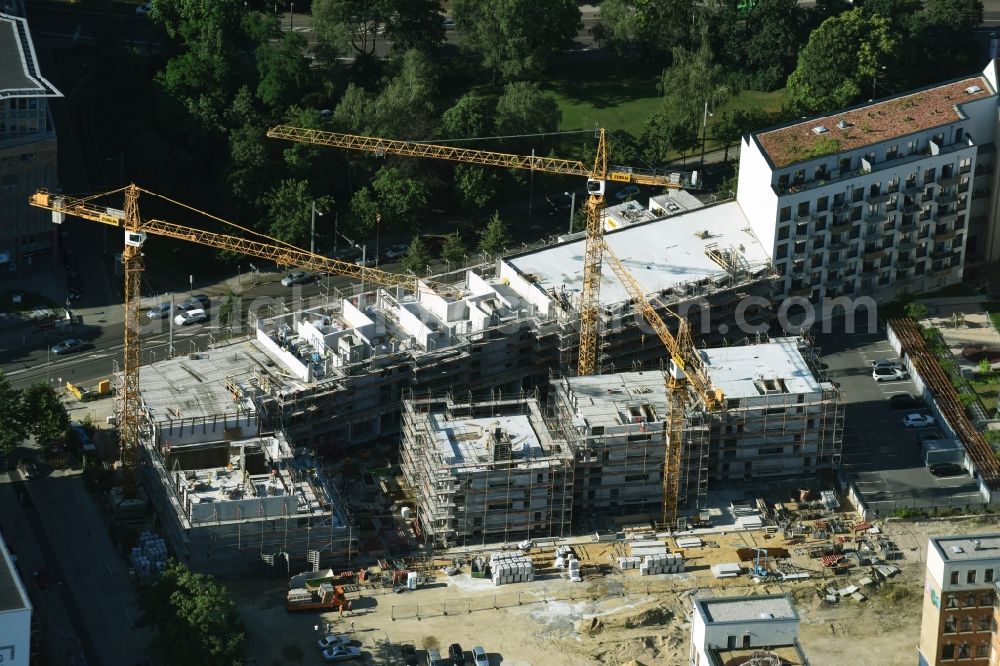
xmin=51 ymin=338 xmax=85 ymax=355
xmin=384 ymin=244 xmax=409 ymax=260
xmin=17 ymin=457 xmax=39 ymax=479
xmin=472 ymin=647 xmax=489 ymax=666
xmin=615 ymin=184 xmax=641 ymax=201
xmin=355 ymin=256 xmax=377 ymax=267
xmin=136 ymin=2 xmax=152 ymax=15
xmin=449 ymin=643 xmax=466 ymax=666
xmin=873 ymin=366 xmax=907 ymax=382
xmin=317 ymin=635 xmax=352 ymax=650
xmin=889 ymin=394 xmax=925 ymax=410
xmin=929 ymin=462 xmax=968 ymax=477
xmin=281 ymin=271 xmax=314 ymax=287
xmin=146 ymin=302 xmax=171 ymax=319
xmin=902 ymin=413 xmax=936 ymax=428
xmin=322 ymin=646 xmax=361 ymax=662
xmin=441 ymin=16 xmax=456 ymax=29
xmin=177 ymin=294 xmax=210 ymax=311
xmin=425 ymin=649 xmax=447 ymax=666
xmin=174 ymin=308 xmax=207 ymax=326
xmin=401 ymin=644 xmax=419 ymax=666
xmin=962 ymin=345 xmax=1000 ymax=364
xmin=871 ymin=359 xmax=900 ymax=369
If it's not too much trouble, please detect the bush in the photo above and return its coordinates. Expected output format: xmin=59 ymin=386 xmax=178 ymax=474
xmin=892 ymin=507 xmax=924 ymax=520
xmin=905 ymin=302 xmax=929 ymax=319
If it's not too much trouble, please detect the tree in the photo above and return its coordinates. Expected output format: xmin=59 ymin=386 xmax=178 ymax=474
xmin=384 ymin=0 xmax=445 ymax=52
xmin=452 ymin=0 xmax=582 ymax=82
xmin=731 ymin=0 xmax=807 ymax=90
xmin=0 ymin=371 xmax=25 ymax=460
xmin=479 ymin=211 xmax=509 ymax=255
xmin=642 ymin=112 xmax=698 ymax=164
xmin=717 ymin=163 xmax=739 ymax=199
xmin=786 ymin=8 xmax=897 ymax=114
xmin=402 ymin=236 xmax=431 ymax=274
xmin=657 ymin=46 xmax=735 ymax=128
xmin=713 ymin=109 xmax=771 ymax=162
xmin=443 ymin=93 xmax=503 ymax=208
xmin=370 ymin=166 xmax=431 ymax=232
xmin=441 ymin=233 xmax=466 ymax=264
xmin=494 ymin=82 xmax=561 ymax=138
xmin=370 ymin=49 xmax=438 ymax=138
xmin=592 ymin=0 xmax=695 ymax=62
xmin=264 ymin=179 xmax=328 ymax=247
xmin=906 ymin=0 xmax=984 ymax=83
xmin=312 ymin=0 xmax=387 ymax=60
xmin=255 ymin=32 xmax=312 ymax=112
xmin=137 ymin=560 xmax=244 ymax=665
xmin=349 ymin=186 xmax=380 ymax=234
xmin=22 ymin=383 xmax=70 ymax=451
xmin=152 ymin=0 xmax=252 ymax=129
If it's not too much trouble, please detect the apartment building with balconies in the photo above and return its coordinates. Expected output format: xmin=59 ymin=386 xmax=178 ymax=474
xmin=738 ymin=60 xmax=1000 ymax=302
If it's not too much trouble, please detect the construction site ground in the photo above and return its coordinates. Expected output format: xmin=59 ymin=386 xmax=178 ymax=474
xmin=229 ymin=514 xmax=1000 ymax=666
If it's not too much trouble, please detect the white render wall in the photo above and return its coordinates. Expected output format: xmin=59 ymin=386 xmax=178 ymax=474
xmin=690 ymin=598 xmax=801 ymax=666
xmin=736 ymin=135 xmax=779 ymax=252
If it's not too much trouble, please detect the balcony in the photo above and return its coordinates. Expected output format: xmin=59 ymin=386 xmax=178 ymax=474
xmin=937 ymin=193 xmax=957 ymax=206
xmin=934 ymin=230 xmax=957 ymax=242
xmin=863 ymin=248 xmax=886 ymax=261
xmin=830 ymin=221 xmax=853 ymax=234
xmin=897 ymin=257 xmax=915 ymax=269
xmin=930 ymin=248 xmax=952 ymax=260
xmin=897 ymin=240 xmax=917 ymax=252
xmin=828 ymin=241 xmax=850 ymax=252
xmin=939 ymin=174 xmax=960 ymax=187
xmin=789 ymin=285 xmax=812 ymax=297
xmin=866 ymin=192 xmax=889 ymax=204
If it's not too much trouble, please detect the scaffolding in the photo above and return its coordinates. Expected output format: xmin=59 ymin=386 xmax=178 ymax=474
xmin=400 ymin=392 xmax=574 ymax=549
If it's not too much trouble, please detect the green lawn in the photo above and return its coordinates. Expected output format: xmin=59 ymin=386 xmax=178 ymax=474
xmin=972 ymin=378 xmax=1000 ymax=416
xmin=539 ymin=76 xmax=788 ymax=157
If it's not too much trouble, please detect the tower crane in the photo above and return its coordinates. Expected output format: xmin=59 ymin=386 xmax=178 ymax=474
xmin=29 ymin=185 xmax=451 ymax=498
xmin=602 ymin=243 xmax=724 ymax=528
xmin=265 ymin=125 xmax=696 ymax=376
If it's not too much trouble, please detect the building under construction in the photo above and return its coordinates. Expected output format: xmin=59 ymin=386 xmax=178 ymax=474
xmin=249 ymin=200 xmax=775 ymax=455
xmin=549 ymin=337 xmax=843 ymax=527
xmin=399 ymin=394 xmax=574 ymax=549
xmin=136 ymin=355 xmax=356 ymax=576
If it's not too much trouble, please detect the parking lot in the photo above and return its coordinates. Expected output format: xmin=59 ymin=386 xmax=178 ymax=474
xmin=817 ymin=330 xmax=984 ymax=514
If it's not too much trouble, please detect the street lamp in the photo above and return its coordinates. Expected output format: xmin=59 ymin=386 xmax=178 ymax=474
xmin=699 ymin=100 xmax=714 ymax=171
xmin=563 ymin=191 xmax=576 ymax=234
xmin=289 ymin=2 xmax=294 ymax=31
xmin=871 ymin=65 xmax=887 ymax=100
xmin=311 ymin=201 xmax=323 ymax=254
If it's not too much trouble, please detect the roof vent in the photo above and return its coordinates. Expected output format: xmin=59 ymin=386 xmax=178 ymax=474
xmin=974 ymin=540 xmax=981 ymax=551
xmin=760 ymin=613 xmax=775 ymax=619
xmin=811 ymin=125 xmax=829 ymax=135
xmin=966 ymin=85 xmax=983 ymax=94
xmin=951 ymin=545 xmax=965 ymax=554
xmin=836 ymin=119 xmax=852 ymax=130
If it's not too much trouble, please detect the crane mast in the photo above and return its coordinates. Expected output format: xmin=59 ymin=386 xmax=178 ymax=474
xmin=265 ymin=125 xmax=687 ymax=375
xmin=602 ymin=244 xmax=723 ymax=528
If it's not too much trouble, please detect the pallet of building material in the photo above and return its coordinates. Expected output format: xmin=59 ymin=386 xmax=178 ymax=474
xmin=618 ymin=556 xmax=642 ymax=570
xmin=711 ymin=563 xmax=742 ymax=578
xmin=675 ymin=537 xmax=703 ymax=549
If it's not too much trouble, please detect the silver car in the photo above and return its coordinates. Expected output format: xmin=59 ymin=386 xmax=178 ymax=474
xmin=146 ymin=302 xmax=171 ymax=319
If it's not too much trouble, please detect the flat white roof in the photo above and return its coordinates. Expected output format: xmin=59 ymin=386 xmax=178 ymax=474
xmin=700 ymin=338 xmax=821 ymax=398
xmin=697 ymin=594 xmax=797 ymax=624
xmin=505 ymin=201 xmax=769 ymax=305
xmin=931 ymin=534 xmax=1000 ymax=562
xmin=429 ymin=413 xmax=548 ymax=468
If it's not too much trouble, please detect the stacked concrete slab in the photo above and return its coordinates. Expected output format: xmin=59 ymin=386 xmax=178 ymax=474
xmin=490 ymin=552 xmax=534 ymax=586
xmin=639 ymin=552 xmax=685 ymax=576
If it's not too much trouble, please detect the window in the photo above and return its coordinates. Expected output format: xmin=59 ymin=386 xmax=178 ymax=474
xmin=958 ymin=644 xmax=970 ymax=659
xmin=968 ymin=570 xmax=977 ymax=584
xmin=945 ymin=616 xmax=957 ymax=633
xmin=852 ymin=188 xmax=864 ymax=203
xmin=947 ymin=595 xmax=959 ymax=608
xmin=985 ymin=569 xmax=993 ymax=583
xmin=778 ymin=225 xmax=790 ymax=241
xmin=906 ymin=140 xmax=918 ymax=155
xmin=966 ymin=593 xmax=977 ymax=607
xmin=980 ymin=614 xmax=991 ymax=631
xmin=886 ymin=145 xmax=898 ymax=160
xmin=962 ymin=616 xmax=974 ymax=632
xmin=942 ymin=643 xmax=955 ymax=659
xmin=817 ymin=195 xmax=829 ymax=212
xmin=797 ymin=201 xmax=810 ymax=216
xmin=982 ymin=592 xmax=993 ymax=607
xmin=952 ymin=571 xmax=960 ymax=585
xmin=976 ymin=644 xmax=989 ymax=658
xmin=780 ymin=206 xmax=791 ymax=222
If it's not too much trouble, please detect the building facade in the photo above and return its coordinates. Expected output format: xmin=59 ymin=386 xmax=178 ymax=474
xmin=919 ymin=534 xmax=1000 ymax=665
xmin=0 ymin=530 xmax=32 ymax=666
xmin=739 ymin=60 xmax=1000 ymax=302
xmin=0 ymin=4 xmax=62 ymax=273
xmin=549 ymin=337 xmax=842 ymax=525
